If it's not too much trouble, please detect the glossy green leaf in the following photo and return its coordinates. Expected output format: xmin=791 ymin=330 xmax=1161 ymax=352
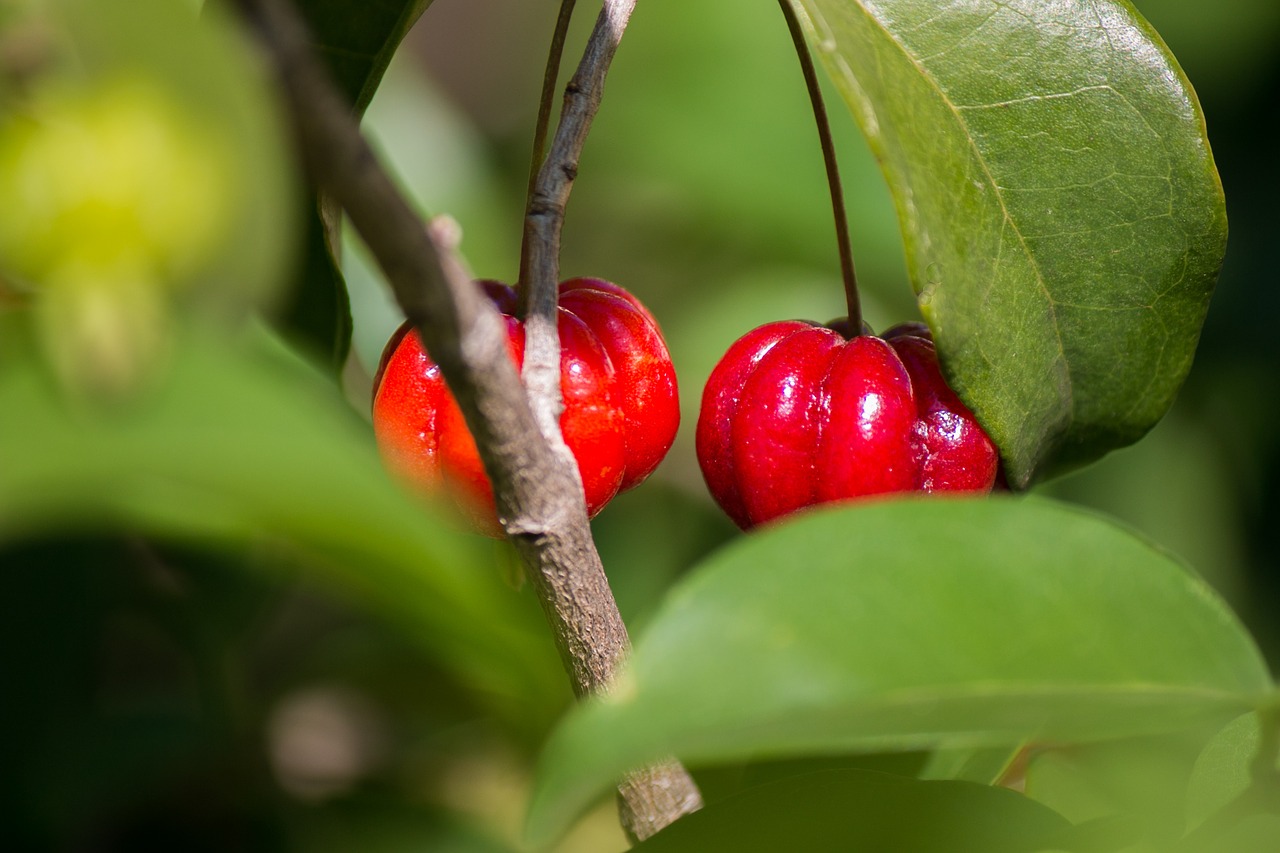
xmin=795 ymin=0 xmax=1228 ymax=486
xmin=633 ymin=768 xmax=1074 ymax=852
xmin=526 ymin=498 xmax=1268 ymax=844
xmin=0 ymin=326 xmax=563 ymax=714
xmin=277 ymin=0 xmax=436 ymax=370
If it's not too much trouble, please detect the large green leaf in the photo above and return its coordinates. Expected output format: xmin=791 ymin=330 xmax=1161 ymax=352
xmin=795 ymin=0 xmax=1228 ymax=486
xmin=0 ymin=325 xmax=563 ymax=715
xmin=525 ymin=498 xmax=1268 ymax=844
xmin=632 ymin=768 xmax=1074 ymax=852
xmin=276 ymin=0 xmax=436 ymax=371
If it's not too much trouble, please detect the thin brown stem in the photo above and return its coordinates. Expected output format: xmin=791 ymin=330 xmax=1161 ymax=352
xmin=779 ymin=0 xmax=861 ymax=330
xmin=231 ymin=0 xmax=700 ymax=841
xmin=520 ymin=0 xmax=625 ymax=479
xmin=518 ymin=0 xmax=578 ymax=293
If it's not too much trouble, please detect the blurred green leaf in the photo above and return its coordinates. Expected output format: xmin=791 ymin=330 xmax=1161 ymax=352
xmin=633 ymin=768 xmax=1073 ymax=852
xmin=1024 ymin=730 xmax=1222 ymax=847
xmin=920 ymin=745 xmax=1023 ymax=785
xmin=1184 ymin=815 xmax=1280 ymax=853
xmin=526 ymin=497 xmax=1269 ymax=844
xmin=690 ymin=751 xmax=928 ymax=807
xmin=795 ymin=0 xmax=1228 ymax=486
xmin=1186 ymin=711 xmax=1280 ymax=831
xmin=0 ymin=326 xmax=563 ymax=715
xmin=285 ymin=791 xmax=518 ymax=853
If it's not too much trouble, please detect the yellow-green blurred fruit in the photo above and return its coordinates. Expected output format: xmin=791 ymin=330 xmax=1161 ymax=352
xmin=0 ymin=74 xmax=232 ymax=291
xmin=35 ymin=259 xmax=169 ymax=397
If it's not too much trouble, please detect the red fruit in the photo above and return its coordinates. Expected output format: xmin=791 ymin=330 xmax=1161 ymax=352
xmin=696 ymin=319 xmax=997 ymax=530
xmin=882 ymin=323 xmax=999 ymax=493
xmin=372 ymin=277 xmax=679 ymax=535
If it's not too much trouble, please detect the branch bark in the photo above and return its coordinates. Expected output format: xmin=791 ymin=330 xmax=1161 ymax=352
xmin=231 ymin=0 xmax=701 ymax=841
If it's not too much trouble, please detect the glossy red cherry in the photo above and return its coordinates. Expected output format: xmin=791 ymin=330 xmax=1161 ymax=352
xmin=696 ymin=319 xmax=997 ymax=530
xmin=372 ymin=277 xmax=679 ymax=535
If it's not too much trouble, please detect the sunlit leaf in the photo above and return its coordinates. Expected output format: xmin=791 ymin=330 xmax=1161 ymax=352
xmin=795 ymin=0 xmax=1228 ymax=485
xmin=526 ymin=498 xmax=1268 ymax=844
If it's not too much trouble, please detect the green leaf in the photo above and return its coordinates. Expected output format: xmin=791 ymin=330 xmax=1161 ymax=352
xmin=1023 ymin=729 xmax=1225 ymax=846
xmin=1184 ymin=815 xmax=1280 ymax=853
xmin=920 ymin=745 xmax=1023 ymax=785
xmin=0 ymin=326 xmax=564 ymax=716
xmin=278 ymin=202 xmax=353 ymax=372
xmin=277 ymin=0 xmax=436 ymax=371
xmin=795 ymin=0 xmax=1228 ymax=486
xmin=632 ymin=768 xmax=1074 ymax=852
xmin=525 ymin=498 xmax=1268 ymax=845
xmin=296 ymin=0 xmax=434 ymax=116
xmin=1186 ymin=713 xmax=1260 ymax=830
xmin=285 ymin=791 xmax=520 ymax=853
xmin=1186 ymin=710 xmax=1280 ymax=832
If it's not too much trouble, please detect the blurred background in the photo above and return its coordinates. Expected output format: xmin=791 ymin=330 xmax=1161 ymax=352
xmin=4 ymin=0 xmax=1278 ymax=849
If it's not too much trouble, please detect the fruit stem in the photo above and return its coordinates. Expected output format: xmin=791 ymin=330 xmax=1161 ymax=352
xmin=518 ymin=0 xmax=577 ymax=293
xmin=778 ymin=0 xmax=861 ymax=332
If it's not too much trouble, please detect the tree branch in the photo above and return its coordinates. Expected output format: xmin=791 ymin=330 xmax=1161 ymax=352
xmin=230 ymin=0 xmax=700 ymax=841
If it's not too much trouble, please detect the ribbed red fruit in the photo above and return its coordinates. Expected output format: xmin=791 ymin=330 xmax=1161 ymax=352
xmin=696 ymin=319 xmax=997 ymax=530
xmin=372 ymin=277 xmax=679 ymax=535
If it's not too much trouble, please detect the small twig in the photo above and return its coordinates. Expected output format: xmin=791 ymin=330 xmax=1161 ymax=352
xmin=779 ymin=0 xmax=861 ymax=330
xmin=517 ymin=0 xmax=578 ymax=292
xmin=231 ymin=0 xmax=700 ymax=841
xmin=519 ymin=0 xmax=636 ymax=453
